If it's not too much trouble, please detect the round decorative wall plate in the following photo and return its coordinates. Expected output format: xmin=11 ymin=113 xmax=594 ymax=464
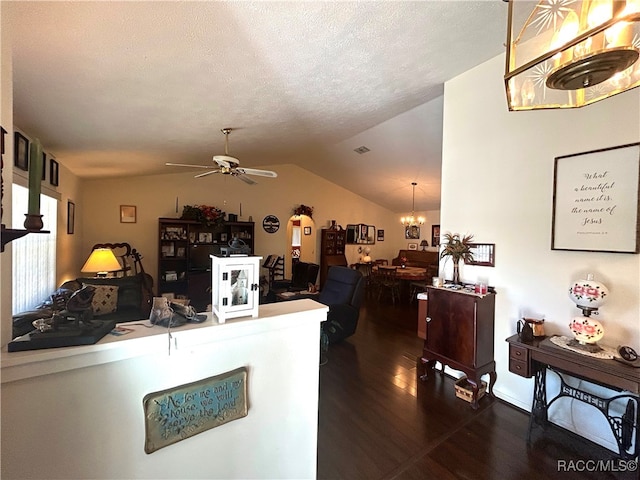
xmin=262 ymin=215 xmax=280 ymax=233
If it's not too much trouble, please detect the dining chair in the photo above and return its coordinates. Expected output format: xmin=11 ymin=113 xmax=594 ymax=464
xmin=374 ymin=266 xmax=400 ymax=304
xmin=374 ymin=259 xmax=389 ymax=266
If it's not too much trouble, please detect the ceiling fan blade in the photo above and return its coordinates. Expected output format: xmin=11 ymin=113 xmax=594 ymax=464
xmin=235 ymin=174 xmax=257 ymax=185
xmin=194 ymin=169 xmax=221 ymax=178
xmin=166 ymin=162 xmax=215 ymax=169
xmin=236 ymin=167 xmax=278 ymax=178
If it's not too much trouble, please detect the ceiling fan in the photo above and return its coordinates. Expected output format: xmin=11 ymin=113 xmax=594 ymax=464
xmin=166 ymin=128 xmax=278 ymax=185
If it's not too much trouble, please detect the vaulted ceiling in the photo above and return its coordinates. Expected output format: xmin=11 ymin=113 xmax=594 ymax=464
xmin=6 ymin=1 xmax=510 ymax=212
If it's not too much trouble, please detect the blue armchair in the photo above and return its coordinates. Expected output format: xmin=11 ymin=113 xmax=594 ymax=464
xmin=319 ymin=266 xmax=365 ymax=344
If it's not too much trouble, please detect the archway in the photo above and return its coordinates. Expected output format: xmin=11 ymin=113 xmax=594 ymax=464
xmin=286 ymin=215 xmax=316 ymax=278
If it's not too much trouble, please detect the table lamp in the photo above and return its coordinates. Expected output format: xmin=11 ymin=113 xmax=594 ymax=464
xmin=568 ymin=274 xmax=608 ymax=351
xmin=420 ymin=240 xmax=428 ymax=251
xmin=81 ymin=248 xmax=122 ymax=278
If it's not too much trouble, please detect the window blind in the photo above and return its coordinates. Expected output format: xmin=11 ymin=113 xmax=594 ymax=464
xmin=12 ymin=184 xmax=58 ymax=314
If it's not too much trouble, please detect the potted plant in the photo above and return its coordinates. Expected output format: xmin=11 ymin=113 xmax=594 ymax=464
xmin=439 ymin=232 xmax=474 ymax=284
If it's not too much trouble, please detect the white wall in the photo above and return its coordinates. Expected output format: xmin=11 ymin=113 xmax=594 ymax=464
xmin=442 ymin=53 xmax=640 ymax=450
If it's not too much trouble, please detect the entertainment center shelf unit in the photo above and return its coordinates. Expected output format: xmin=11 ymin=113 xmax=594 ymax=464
xmin=157 ymin=218 xmax=254 ymax=311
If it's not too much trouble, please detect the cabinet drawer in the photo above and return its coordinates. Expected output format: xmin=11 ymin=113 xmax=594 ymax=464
xmin=509 ymin=344 xmax=531 ymax=377
xmin=509 ymin=357 xmax=530 ymax=377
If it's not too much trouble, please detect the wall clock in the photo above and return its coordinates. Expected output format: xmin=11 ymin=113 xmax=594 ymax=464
xmin=262 ymin=215 xmax=280 ymax=233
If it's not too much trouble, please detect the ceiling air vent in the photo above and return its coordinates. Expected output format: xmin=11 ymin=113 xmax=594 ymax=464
xmin=354 ymin=146 xmax=370 ymax=154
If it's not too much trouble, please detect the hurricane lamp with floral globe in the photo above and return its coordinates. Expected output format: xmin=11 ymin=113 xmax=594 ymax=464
xmin=568 ymin=273 xmax=609 ymax=345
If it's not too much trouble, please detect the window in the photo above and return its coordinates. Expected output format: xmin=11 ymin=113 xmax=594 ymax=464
xmin=12 ymin=184 xmax=58 ymax=314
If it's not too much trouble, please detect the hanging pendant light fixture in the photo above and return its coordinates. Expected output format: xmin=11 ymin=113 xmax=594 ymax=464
xmin=504 ymin=0 xmax=640 ymax=111
xmin=400 ymin=182 xmax=425 ymax=226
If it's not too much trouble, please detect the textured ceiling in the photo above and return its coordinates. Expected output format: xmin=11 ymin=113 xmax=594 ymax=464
xmin=6 ymin=1 xmax=510 ymax=212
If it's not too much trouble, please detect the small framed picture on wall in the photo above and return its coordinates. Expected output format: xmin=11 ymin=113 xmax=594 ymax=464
xmin=431 ymin=224 xmax=441 ymax=247
xmin=50 ymin=159 xmax=59 ymax=186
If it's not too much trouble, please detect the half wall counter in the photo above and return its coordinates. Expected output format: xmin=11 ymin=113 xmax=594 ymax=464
xmin=1 ymin=299 xmax=327 ymax=479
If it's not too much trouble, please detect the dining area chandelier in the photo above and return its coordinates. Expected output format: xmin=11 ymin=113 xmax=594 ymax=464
xmin=400 ymin=182 xmax=425 ymax=226
xmin=505 ymin=0 xmax=640 ymax=111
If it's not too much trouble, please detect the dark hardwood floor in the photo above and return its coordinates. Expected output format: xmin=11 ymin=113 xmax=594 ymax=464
xmin=317 ymin=298 xmax=637 ymax=480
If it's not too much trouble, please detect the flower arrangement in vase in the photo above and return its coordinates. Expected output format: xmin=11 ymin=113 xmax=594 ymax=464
xmin=439 ymin=232 xmax=474 ymax=284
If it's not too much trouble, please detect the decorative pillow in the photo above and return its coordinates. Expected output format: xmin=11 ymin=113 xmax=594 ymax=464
xmin=87 ymin=284 xmax=119 ymax=316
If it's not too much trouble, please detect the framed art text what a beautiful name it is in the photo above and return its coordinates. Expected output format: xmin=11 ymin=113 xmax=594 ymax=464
xmin=551 ymin=142 xmax=640 ymax=253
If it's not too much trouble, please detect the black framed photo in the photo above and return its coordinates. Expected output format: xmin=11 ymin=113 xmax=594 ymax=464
xmin=465 ymin=243 xmax=495 ymax=267
xmin=50 ymin=159 xmax=59 ymax=186
xmin=304 ymin=226 xmax=311 ymax=235
xmin=405 ymin=225 xmax=420 ymax=240
xmin=551 ymin=142 xmax=640 ymax=253
xmin=42 ymin=152 xmax=47 ymax=181
xmin=431 ymin=224 xmax=441 ymax=247
xmin=14 ymin=132 xmax=29 ymax=171
xmin=377 ymin=229 xmax=384 ymax=241
xmin=67 ymin=201 xmax=75 ymax=235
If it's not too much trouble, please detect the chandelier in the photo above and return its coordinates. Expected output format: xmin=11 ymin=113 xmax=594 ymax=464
xmin=505 ymin=0 xmax=640 ymax=111
xmin=400 ymin=182 xmax=425 ymax=226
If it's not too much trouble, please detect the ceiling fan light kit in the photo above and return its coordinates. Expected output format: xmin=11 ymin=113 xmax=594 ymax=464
xmin=504 ymin=0 xmax=640 ymax=111
xmin=166 ymin=128 xmax=277 ymax=184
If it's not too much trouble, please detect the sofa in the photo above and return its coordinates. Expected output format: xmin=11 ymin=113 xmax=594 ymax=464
xmin=12 ymin=272 xmax=154 ymax=338
xmin=392 ymin=249 xmax=439 ymax=278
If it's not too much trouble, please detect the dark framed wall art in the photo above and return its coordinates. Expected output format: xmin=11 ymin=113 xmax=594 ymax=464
xmin=67 ymin=201 xmax=75 ymax=235
xmin=465 ymin=243 xmax=495 ymax=267
xmin=14 ymin=132 xmax=28 ymax=171
xmin=50 ymin=159 xmax=59 ymax=186
xmin=431 ymin=224 xmax=441 ymax=247
xmin=405 ymin=225 xmax=420 ymax=240
xmin=551 ymin=142 xmax=640 ymax=253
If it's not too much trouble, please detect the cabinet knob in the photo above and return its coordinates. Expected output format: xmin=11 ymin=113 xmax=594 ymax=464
xmin=426 ymin=316 xmax=431 ymax=323
xmin=515 ymin=350 xmax=522 ymax=357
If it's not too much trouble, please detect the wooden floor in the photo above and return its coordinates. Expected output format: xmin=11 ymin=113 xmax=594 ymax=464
xmin=317 ymin=298 xmax=637 ymax=480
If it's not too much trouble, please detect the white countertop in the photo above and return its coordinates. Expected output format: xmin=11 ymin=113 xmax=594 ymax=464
xmin=1 ymin=299 xmax=328 ymax=383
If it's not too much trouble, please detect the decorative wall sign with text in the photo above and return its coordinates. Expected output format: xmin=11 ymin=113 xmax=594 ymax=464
xmin=552 ymin=143 xmax=640 ymax=253
xmin=262 ymin=215 xmax=280 ymax=233
xmin=143 ymin=367 xmax=248 ymax=454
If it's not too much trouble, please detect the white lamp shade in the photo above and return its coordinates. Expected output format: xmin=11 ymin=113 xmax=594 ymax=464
xmin=569 ymin=316 xmax=605 ymax=344
xmin=569 ymin=274 xmax=609 ymax=310
xmin=81 ymin=248 xmax=122 ymax=274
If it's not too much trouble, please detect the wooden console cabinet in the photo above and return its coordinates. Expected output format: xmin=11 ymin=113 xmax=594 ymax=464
xmin=420 ymin=286 xmax=496 ymax=409
xmin=319 ymin=228 xmax=347 ymax=288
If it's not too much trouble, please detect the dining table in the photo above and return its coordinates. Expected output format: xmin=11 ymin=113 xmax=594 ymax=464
xmin=373 ymin=265 xmax=429 ymax=302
